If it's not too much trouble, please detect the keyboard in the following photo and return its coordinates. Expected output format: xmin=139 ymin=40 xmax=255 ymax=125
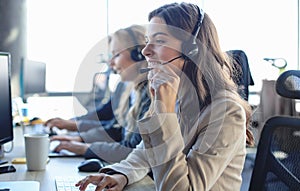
xmin=55 ymin=176 xmax=96 ymax=191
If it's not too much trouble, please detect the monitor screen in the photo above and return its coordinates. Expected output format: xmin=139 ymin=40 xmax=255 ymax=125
xmin=0 ymin=52 xmax=13 ymax=145
xmin=20 ymin=59 xmax=46 ymax=100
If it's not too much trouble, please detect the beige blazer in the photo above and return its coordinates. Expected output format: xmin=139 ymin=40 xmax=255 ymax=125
xmin=101 ymin=84 xmax=247 ymax=191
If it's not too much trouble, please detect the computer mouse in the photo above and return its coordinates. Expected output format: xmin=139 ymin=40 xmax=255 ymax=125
xmin=77 ymin=159 xmax=104 ymax=172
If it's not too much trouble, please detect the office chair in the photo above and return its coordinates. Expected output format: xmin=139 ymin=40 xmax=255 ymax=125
xmin=73 ymin=70 xmax=111 ymax=113
xmin=248 ymin=70 xmax=300 ymax=191
xmin=226 ymin=50 xmax=255 ymax=101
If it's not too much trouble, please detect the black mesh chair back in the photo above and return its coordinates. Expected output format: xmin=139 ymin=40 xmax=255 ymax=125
xmin=249 ymin=70 xmax=300 ymax=191
xmin=226 ymin=50 xmax=255 ymax=101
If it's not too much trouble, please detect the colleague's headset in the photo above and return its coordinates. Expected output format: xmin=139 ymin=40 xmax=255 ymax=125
xmin=124 ymin=27 xmax=145 ymax=62
xmin=181 ymin=6 xmax=205 ymax=59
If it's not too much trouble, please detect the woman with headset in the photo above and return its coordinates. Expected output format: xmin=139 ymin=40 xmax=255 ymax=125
xmin=76 ymin=2 xmax=254 ymax=190
xmin=50 ymin=24 xmax=151 ymax=163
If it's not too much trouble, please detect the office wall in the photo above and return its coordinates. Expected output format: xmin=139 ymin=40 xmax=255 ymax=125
xmin=0 ymin=0 xmax=27 ymax=97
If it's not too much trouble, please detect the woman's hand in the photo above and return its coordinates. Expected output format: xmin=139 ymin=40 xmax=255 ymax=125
xmin=44 ymin=117 xmax=77 ymax=131
xmin=50 ymin=135 xmax=83 ymax=142
xmin=148 ymin=64 xmax=180 ymax=113
xmin=76 ymin=173 xmax=127 ymax=191
xmin=52 ymin=140 xmax=90 ymax=155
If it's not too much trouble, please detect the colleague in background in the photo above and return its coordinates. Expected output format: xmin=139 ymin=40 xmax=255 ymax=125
xmin=76 ymin=2 xmax=254 ymax=191
xmin=50 ymin=24 xmax=151 ymax=163
xmin=44 ymin=75 xmax=129 ymax=133
xmin=44 ymin=80 xmax=132 ymax=140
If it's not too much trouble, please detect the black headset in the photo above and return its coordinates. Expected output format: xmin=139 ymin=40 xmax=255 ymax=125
xmin=181 ymin=6 xmax=205 ymax=59
xmin=125 ymin=27 xmax=145 ymax=62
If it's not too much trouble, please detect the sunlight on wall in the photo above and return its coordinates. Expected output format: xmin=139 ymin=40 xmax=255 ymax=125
xmin=26 ymin=0 xmax=107 ymax=92
xmin=27 ymin=0 xmax=298 ymax=96
xmin=205 ymin=0 xmax=298 ymax=92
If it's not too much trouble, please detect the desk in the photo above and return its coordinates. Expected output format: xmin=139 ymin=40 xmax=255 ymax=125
xmin=0 ymin=126 xmax=155 ymax=191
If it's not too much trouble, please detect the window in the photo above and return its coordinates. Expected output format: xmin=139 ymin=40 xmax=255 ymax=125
xmin=205 ymin=0 xmax=298 ymax=93
xmin=26 ymin=0 xmax=107 ymax=92
xmin=27 ymin=0 xmax=299 ymax=100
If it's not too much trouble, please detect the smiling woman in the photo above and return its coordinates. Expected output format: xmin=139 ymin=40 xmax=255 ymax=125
xmin=75 ymin=2 xmax=255 ymax=190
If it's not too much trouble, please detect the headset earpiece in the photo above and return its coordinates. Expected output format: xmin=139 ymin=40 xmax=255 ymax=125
xmin=182 ymin=6 xmax=204 ymax=59
xmin=125 ymin=28 xmax=145 ymax=62
xmin=130 ymin=46 xmax=145 ymax=62
xmin=182 ymin=39 xmax=198 ymax=58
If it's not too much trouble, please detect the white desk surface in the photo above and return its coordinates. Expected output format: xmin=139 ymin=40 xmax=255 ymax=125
xmin=0 ymin=126 xmax=155 ymax=191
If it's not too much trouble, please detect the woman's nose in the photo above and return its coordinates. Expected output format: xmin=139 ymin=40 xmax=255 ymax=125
xmin=141 ymin=43 xmax=153 ymax=58
xmin=109 ymin=59 xmax=115 ymax=67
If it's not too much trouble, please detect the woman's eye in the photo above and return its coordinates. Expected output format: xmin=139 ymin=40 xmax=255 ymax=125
xmin=144 ymin=37 xmax=166 ymax=45
xmin=155 ymin=39 xmax=166 ymax=44
xmin=111 ymin=53 xmax=120 ymax=60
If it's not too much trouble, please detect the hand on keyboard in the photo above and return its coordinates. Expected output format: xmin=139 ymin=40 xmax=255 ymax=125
xmin=49 ymin=140 xmax=78 ymax=157
xmin=55 ymin=176 xmax=96 ymax=191
xmin=49 ymin=140 xmax=60 ymax=152
xmin=44 ymin=126 xmax=68 ymax=136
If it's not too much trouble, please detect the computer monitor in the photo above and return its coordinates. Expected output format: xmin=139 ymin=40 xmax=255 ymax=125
xmin=0 ymin=52 xmax=14 ymax=146
xmin=20 ymin=58 xmax=46 ymax=101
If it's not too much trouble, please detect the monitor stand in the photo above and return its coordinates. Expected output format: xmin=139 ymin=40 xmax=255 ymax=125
xmin=0 ymin=145 xmax=10 ymax=165
xmin=0 ymin=145 xmax=4 ymax=158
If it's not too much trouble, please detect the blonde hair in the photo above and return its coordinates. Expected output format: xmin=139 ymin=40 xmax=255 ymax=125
xmin=109 ymin=24 xmax=148 ymax=137
xmin=109 ymin=24 xmax=146 ymax=52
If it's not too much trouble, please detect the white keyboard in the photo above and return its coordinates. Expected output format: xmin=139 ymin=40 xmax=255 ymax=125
xmin=55 ymin=176 xmax=96 ymax=191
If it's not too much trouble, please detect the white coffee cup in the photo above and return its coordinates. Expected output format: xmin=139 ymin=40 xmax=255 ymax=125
xmin=24 ymin=133 xmax=50 ymax=171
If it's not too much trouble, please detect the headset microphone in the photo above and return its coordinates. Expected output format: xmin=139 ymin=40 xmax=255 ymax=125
xmin=139 ymin=56 xmax=182 ymax=73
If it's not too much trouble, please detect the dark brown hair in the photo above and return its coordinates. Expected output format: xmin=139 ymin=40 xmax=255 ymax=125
xmin=148 ymin=2 xmax=254 ymax=146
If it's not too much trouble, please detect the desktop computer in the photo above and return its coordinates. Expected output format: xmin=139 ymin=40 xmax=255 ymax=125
xmin=0 ymin=52 xmax=14 ymax=158
xmin=20 ymin=58 xmax=46 ymax=103
xmin=0 ymin=52 xmax=41 ymax=191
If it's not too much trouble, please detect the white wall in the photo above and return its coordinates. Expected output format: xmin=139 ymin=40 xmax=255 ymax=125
xmin=27 ymin=0 xmax=299 ymax=95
